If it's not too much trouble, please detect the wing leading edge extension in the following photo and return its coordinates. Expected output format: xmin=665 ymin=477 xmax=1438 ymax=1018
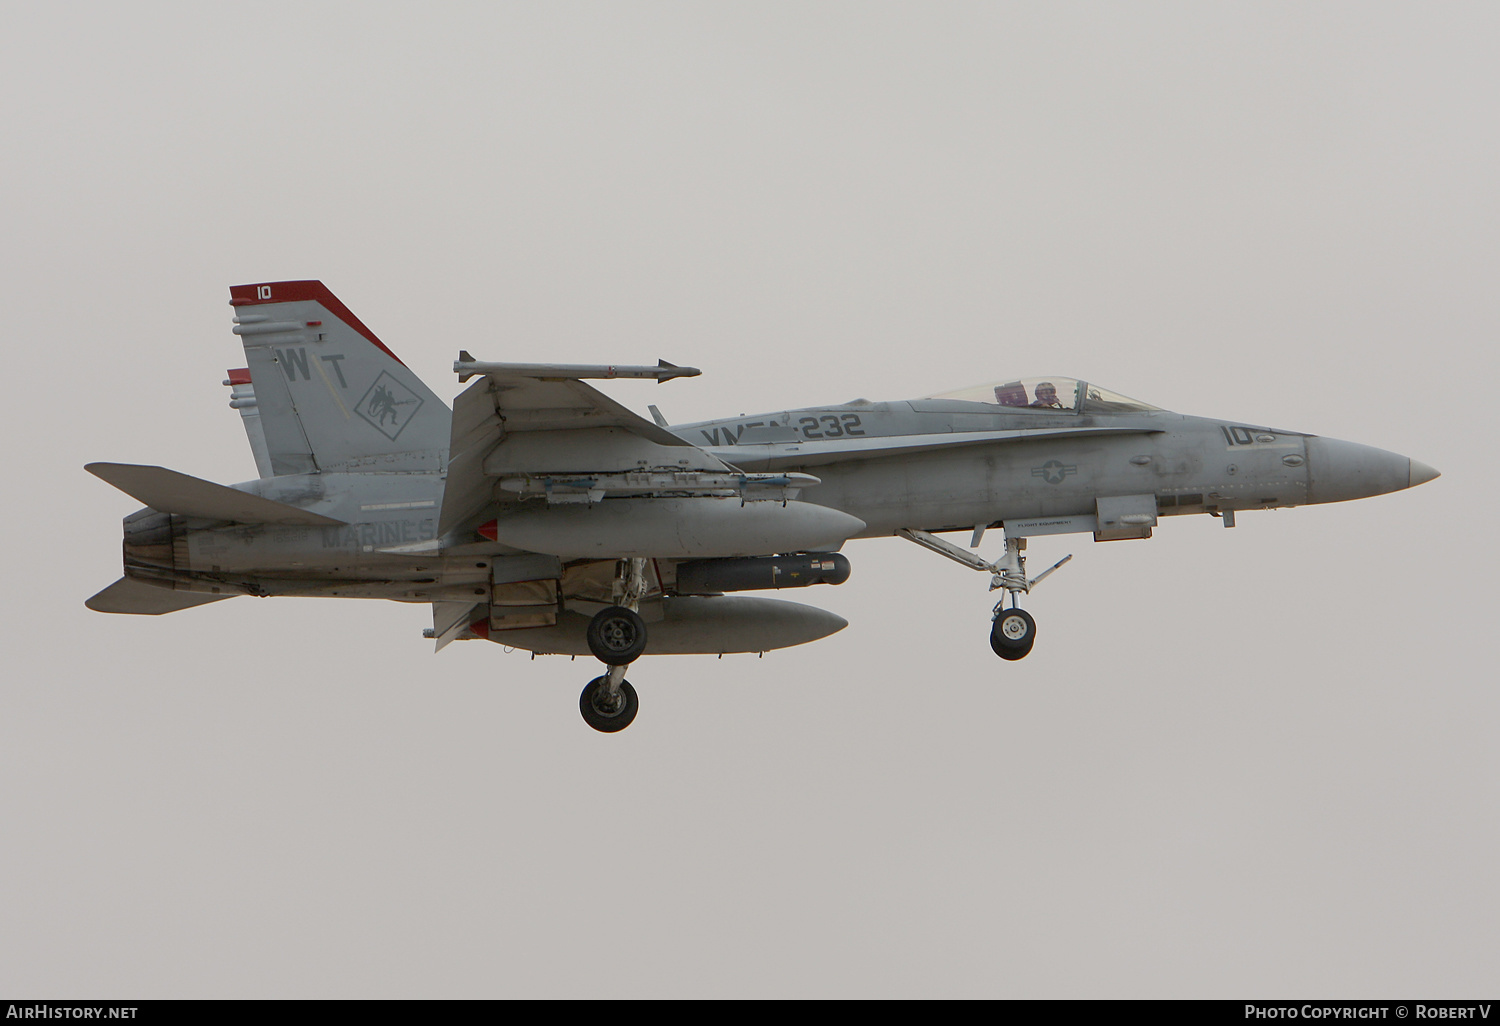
xmin=704 ymin=425 xmax=1163 ymax=469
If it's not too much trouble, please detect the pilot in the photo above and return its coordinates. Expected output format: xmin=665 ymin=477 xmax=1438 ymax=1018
xmin=1030 ymin=381 xmax=1063 ymax=409
xmin=993 ymin=382 xmax=1029 ymax=406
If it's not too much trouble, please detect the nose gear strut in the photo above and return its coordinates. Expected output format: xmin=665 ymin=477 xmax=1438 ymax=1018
xmin=896 ymin=527 xmax=1072 ymax=662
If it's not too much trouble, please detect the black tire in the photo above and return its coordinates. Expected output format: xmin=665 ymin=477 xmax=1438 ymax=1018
xmin=587 ymin=606 xmax=647 ymax=665
xmin=990 ymin=608 xmax=1036 ymax=658
xmin=993 ymin=639 xmax=1034 ymax=660
xmin=580 ymin=677 xmax=639 ymax=733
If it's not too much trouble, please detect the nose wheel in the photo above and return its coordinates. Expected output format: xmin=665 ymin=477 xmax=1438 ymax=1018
xmin=991 ymin=606 xmax=1036 ymax=660
xmin=898 ymin=527 xmax=1069 ymax=663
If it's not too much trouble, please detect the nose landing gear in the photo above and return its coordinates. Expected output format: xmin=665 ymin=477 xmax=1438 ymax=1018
xmin=898 ymin=527 xmax=1070 ymax=662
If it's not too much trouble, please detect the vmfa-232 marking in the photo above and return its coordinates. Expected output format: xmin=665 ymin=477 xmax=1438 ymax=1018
xmin=87 ymin=281 xmax=1439 ymax=733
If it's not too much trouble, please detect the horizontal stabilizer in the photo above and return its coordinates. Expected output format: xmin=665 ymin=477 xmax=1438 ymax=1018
xmin=85 ymin=463 xmax=345 ymax=526
xmin=86 ymin=577 xmax=234 ymax=615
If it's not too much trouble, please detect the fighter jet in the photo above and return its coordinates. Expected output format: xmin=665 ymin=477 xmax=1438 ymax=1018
xmin=87 ymin=280 xmax=1440 ymax=732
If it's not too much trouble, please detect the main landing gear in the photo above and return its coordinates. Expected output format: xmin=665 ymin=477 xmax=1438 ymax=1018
xmin=579 ymin=557 xmax=650 ymax=732
xmin=580 ymin=674 xmax=639 ymax=733
xmin=897 ymin=527 xmax=1071 ymax=662
xmin=586 ymin=605 xmax=647 ymax=665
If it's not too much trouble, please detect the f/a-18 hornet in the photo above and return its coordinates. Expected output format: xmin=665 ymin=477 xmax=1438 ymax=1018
xmin=87 ymin=281 xmax=1440 ymax=732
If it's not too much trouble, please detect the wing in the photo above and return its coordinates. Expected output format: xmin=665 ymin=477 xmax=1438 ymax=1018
xmin=433 ymin=360 xmax=862 ymax=655
xmin=438 ymin=361 xmax=736 ymax=535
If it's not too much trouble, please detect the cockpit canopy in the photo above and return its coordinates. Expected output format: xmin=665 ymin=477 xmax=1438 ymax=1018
xmin=924 ymin=376 xmax=1160 ymax=414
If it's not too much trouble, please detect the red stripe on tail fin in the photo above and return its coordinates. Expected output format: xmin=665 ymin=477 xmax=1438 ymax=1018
xmin=228 ymin=280 xmax=406 ymax=367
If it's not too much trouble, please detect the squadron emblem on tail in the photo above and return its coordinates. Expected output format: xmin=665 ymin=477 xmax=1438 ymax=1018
xmin=357 ymin=372 xmax=424 ymax=441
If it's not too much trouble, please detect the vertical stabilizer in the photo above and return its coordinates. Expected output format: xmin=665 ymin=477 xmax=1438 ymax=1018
xmin=223 ymin=368 xmax=273 ymax=478
xmin=229 ymin=281 xmax=450 ymax=475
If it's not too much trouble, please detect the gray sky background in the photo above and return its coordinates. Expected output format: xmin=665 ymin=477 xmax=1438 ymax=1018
xmin=2 ymin=1 xmax=1495 ymax=998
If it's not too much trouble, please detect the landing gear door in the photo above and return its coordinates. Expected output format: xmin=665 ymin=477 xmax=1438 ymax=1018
xmin=490 ymin=553 xmax=564 ymax=630
xmin=1095 ymin=494 xmax=1157 ymax=542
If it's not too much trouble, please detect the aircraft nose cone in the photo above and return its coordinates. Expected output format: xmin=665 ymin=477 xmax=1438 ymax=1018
xmin=1408 ymin=459 xmax=1441 ymax=488
xmin=1306 ymin=436 xmax=1429 ymax=505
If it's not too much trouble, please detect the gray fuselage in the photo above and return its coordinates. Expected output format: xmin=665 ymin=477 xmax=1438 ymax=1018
xmin=126 ymin=394 xmax=1426 ymax=604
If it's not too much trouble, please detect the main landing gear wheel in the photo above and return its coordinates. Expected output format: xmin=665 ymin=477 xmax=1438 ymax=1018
xmin=580 ymin=676 xmax=639 ymax=733
xmin=587 ymin=605 xmax=647 ymax=665
xmin=991 ymin=608 xmax=1036 ymax=661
